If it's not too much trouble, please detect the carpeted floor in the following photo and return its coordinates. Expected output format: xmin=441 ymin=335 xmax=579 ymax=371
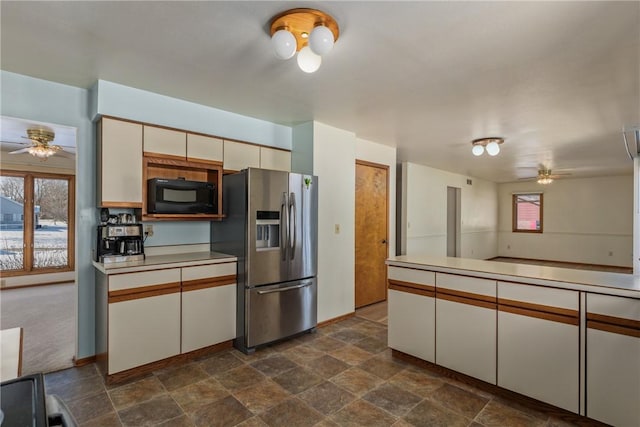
xmin=0 ymin=282 xmax=75 ymax=375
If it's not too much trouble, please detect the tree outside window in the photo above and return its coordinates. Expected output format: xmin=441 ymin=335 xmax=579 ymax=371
xmin=513 ymin=193 xmax=543 ymax=233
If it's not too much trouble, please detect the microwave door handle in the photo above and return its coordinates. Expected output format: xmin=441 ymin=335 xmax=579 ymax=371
xmin=281 ymin=192 xmax=288 ymax=261
xmin=289 ymin=192 xmax=296 ymax=260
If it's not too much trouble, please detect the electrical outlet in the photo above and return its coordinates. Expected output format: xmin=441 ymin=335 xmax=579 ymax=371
xmin=507 ymin=245 xmax=511 ymax=250
xmin=145 ymin=225 xmax=154 ymax=237
xmin=608 ymin=251 xmax=613 ymax=256
xmin=334 ymin=224 xmax=340 ymax=234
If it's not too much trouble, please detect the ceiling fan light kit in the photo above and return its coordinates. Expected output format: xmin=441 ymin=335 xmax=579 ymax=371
xmin=471 ymin=137 xmax=504 ymax=156
xmin=8 ymin=127 xmax=66 ymax=160
xmin=537 ymin=169 xmax=554 ymax=185
xmin=269 ymin=8 xmax=339 ymax=73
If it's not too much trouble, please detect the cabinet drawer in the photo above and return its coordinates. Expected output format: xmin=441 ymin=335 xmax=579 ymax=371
xmin=587 ymin=294 xmax=640 ymax=320
xmin=388 ymin=266 xmax=435 ymax=287
xmin=182 ymin=262 xmax=236 ymax=282
xmin=436 ymin=273 xmax=495 ymax=297
xmin=109 ymin=268 xmax=181 ymax=292
xmin=498 ymin=282 xmax=578 ymax=311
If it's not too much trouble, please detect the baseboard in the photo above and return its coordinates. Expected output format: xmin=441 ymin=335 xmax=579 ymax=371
xmin=73 ymin=355 xmax=97 ymax=367
xmin=104 ymin=340 xmax=233 ymax=385
xmin=318 ymin=312 xmax=355 ymax=328
xmin=1 ymin=280 xmax=76 ymax=290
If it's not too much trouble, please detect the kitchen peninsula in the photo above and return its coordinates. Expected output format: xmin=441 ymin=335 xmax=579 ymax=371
xmin=93 ymin=251 xmax=237 ymax=384
xmin=386 ymin=255 xmax=640 ymax=427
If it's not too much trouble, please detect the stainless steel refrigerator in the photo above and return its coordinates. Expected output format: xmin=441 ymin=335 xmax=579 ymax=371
xmin=211 ymin=168 xmax=318 ymax=353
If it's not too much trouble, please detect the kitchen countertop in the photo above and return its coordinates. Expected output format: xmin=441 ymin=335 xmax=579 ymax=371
xmin=387 ymin=255 xmax=640 ymax=298
xmin=93 ymin=251 xmax=236 ymax=274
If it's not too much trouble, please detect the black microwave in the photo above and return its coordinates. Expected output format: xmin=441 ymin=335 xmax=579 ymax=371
xmin=147 ymin=178 xmax=217 ymax=214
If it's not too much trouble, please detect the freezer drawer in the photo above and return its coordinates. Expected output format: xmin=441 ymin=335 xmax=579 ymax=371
xmin=245 ymin=278 xmax=317 ymax=349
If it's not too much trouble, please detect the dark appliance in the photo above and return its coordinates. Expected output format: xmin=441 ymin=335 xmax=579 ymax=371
xmin=0 ymin=373 xmax=77 ymax=426
xmin=96 ymin=224 xmax=144 ymax=263
xmin=147 ymin=178 xmax=216 ymax=214
xmin=211 ymin=168 xmax=318 ymax=353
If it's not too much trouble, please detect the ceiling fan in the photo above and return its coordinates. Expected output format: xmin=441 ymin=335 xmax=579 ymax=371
xmin=7 ymin=128 xmax=74 ymax=159
xmin=520 ymin=168 xmax=571 ymax=184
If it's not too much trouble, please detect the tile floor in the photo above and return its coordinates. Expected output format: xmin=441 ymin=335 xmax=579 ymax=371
xmin=45 ymin=314 xmax=581 ymax=426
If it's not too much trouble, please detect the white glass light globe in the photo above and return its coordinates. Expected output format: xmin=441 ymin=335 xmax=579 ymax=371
xmin=297 ymin=46 xmax=322 ymax=73
xmin=472 ymin=145 xmax=485 ymax=156
xmin=486 ymin=141 xmax=500 ymax=156
xmin=271 ymin=29 xmax=297 ymax=60
xmin=309 ymin=25 xmax=334 ymax=56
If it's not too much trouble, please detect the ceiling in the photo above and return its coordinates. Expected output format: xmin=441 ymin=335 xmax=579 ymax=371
xmin=1 ymin=1 xmax=638 ymax=183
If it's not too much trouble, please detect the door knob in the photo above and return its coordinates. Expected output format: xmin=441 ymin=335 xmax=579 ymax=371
xmin=381 ymin=239 xmax=387 ymax=244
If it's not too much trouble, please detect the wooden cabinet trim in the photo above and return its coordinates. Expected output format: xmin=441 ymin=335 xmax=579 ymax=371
xmin=101 ymin=201 xmax=144 ymax=208
xmin=388 ymin=279 xmax=435 ymax=297
xmin=586 ymin=312 xmax=640 ymax=331
xmin=587 ymin=320 xmax=640 ymax=338
xmin=142 ymin=152 xmax=186 ymax=162
xmin=108 ymin=282 xmax=181 ymax=303
xmin=437 ymin=287 xmax=497 ymax=303
xmin=499 ymin=305 xmax=579 ymax=326
xmin=498 ymin=298 xmax=579 ymax=319
xmin=182 ymin=274 xmax=237 ymax=292
xmin=436 ymin=290 xmax=497 ymax=310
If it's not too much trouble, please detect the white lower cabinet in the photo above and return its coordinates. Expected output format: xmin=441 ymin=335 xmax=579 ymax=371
xmin=105 ymin=261 xmax=237 ymax=375
xmin=109 ymin=293 xmax=181 ymax=374
xmin=497 ymin=282 xmax=580 ymax=413
xmin=586 ymin=294 xmax=640 ymax=427
xmin=387 ymin=267 xmax=435 ymax=362
xmin=435 ymin=273 xmax=497 ymax=384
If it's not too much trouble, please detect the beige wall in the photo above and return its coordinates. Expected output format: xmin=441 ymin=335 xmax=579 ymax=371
xmin=399 ymin=162 xmax=499 ymax=260
xmin=497 ymin=175 xmax=633 ymax=267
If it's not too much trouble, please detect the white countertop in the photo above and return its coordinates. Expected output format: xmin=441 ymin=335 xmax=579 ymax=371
xmin=93 ymin=251 xmax=237 ymax=274
xmin=387 ymin=255 xmax=640 ymax=298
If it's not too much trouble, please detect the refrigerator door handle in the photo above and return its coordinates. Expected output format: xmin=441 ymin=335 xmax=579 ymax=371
xmin=281 ymin=192 xmax=289 ymax=261
xmin=256 ymin=281 xmax=312 ymax=294
xmin=289 ymin=192 xmax=297 ymax=260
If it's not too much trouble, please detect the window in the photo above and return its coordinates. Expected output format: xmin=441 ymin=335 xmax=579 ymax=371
xmin=513 ymin=193 xmax=543 ymax=233
xmin=0 ymin=171 xmax=75 ymax=276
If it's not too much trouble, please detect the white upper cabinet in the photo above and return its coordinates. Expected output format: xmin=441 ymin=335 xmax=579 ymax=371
xmin=187 ymin=134 xmax=223 ymax=163
xmin=224 ymin=140 xmax=260 ymax=171
xmin=260 ymin=147 xmax=291 ymax=172
xmin=143 ymin=125 xmax=186 ymax=158
xmin=98 ymin=117 xmax=143 ymax=207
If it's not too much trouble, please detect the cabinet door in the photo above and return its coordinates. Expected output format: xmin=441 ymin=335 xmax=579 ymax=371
xmin=187 ymin=134 xmax=223 ymax=163
xmin=108 ymin=268 xmax=181 ymax=374
xmin=224 ymin=141 xmax=260 ymax=171
xmin=497 ymin=282 xmax=579 ymax=413
xmin=98 ymin=118 xmax=143 ymax=207
xmin=387 ymin=267 xmax=435 ymax=362
xmin=181 ymin=262 xmax=237 ymax=353
xmin=260 ymin=147 xmax=291 ymax=172
xmin=143 ymin=125 xmax=186 ymax=158
xmin=586 ymin=294 xmax=640 ymax=427
xmin=435 ymin=273 xmax=496 ymax=384
xmin=108 ymin=292 xmax=181 ymax=374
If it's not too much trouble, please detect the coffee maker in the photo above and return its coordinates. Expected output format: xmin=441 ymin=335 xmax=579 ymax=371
xmin=96 ymin=210 xmax=145 ymax=263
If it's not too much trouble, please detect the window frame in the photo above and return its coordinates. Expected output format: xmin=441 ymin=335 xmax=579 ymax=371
xmin=512 ymin=193 xmax=543 ymax=233
xmin=0 ymin=170 xmax=75 ymax=277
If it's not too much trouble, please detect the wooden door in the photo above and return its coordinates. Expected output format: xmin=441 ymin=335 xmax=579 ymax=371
xmin=355 ymin=161 xmax=389 ymax=308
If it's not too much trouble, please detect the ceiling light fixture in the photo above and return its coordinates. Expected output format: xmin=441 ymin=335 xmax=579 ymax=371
xmin=537 ymin=169 xmax=554 ymax=185
xmin=471 ymin=137 xmax=504 ymax=156
xmin=269 ymin=8 xmax=339 ymax=73
xmin=27 ymin=145 xmax=58 ymax=158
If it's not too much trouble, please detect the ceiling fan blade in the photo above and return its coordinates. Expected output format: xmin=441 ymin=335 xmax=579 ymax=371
xmin=8 ymin=147 xmax=31 ymax=154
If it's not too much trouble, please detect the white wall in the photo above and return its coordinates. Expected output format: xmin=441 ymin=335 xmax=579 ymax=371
xmin=313 ymin=122 xmax=356 ymax=322
xmin=355 ymin=138 xmax=397 ymax=259
xmin=400 ymin=162 xmax=498 ymax=260
xmin=498 ymin=175 xmax=633 ymax=267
